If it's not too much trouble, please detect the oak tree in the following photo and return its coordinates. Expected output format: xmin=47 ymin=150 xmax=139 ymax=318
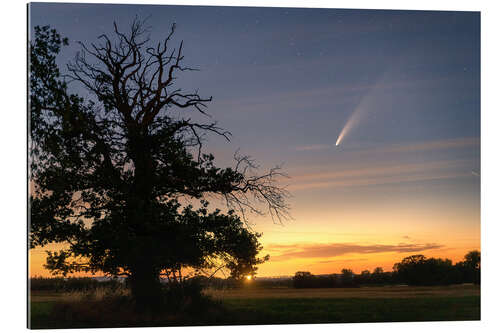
xmin=29 ymin=20 xmax=289 ymax=309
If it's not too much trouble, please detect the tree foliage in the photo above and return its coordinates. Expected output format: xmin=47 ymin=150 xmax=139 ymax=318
xmin=29 ymin=20 xmax=289 ymax=308
xmin=292 ymin=271 xmax=338 ymax=288
xmin=291 ymin=251 xmax=480 ymax=289
xmin=393 ymin=251 xmax=480 ymax=286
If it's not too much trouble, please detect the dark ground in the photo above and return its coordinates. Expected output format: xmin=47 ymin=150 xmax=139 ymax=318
xmin=29 ymin=285 xmax=480 ymax=329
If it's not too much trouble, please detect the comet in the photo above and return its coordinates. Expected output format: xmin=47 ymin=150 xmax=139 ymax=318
xmin=335 ymin=104 xmax=365 ymax=146
xmin=335 ymin=68 xmax=392 ymax=146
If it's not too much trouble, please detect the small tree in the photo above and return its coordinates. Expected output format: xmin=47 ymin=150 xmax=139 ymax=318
xmin=293 ymin=271 xmax=315 ymax=288
xmin=340 ymin=268 xmax=355 ymax=287
xmin=29 ymin=20 xmax=289 ymax=310
xmin=359 ymin=269 xmax=371 ymax=284
xmin=464 ymin=250 xmax=480 ymax=270
xmin=458 ymin=250 xmax=480 ymax=285
xmin=371 ymin=267 xmax=384 ymax=284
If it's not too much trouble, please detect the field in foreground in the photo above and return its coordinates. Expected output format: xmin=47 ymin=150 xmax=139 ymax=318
xmin=205 ymin=284 xmax=480 ymax=299
xmin=29 ymin=285 xmax=480 ymax=328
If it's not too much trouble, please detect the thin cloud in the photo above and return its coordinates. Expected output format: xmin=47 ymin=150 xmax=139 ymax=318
xmin=292 ymin=137 xmax=478 ymax=162
xmin=291 ymin=159 xmax=467 ymax=182
xmin=267 ymin=242 xmax=443 ymax=261
xmin=287 ymin=157 xmax=474 ymax=191
xmin=374 ymin=137 xmax=479 ymax=154
xmin=289 ymin=170 xmax=467 ymax=191
xmin=317 ymin=258 xmax=369 ymax=264
xmin=294 ymin=144 xmax=332 ymax=151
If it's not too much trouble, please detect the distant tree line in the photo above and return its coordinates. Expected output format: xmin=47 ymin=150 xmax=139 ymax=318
xmin=30 ymin=251 xmax=479 ymax=291
xmin=29 ymin=276 xmax=123 ymax=292
xmin=292 ymin=268 xmax=393 ymax=288
xmin=179 ymin=275 xmax=295 ymax=289
xmin=29 ymin=275 xmax=293 ymax=292
xmin=392 ymin=251 xmax=480 ymax=286
xmin=293 ymin=251 xmax=480 ymax=288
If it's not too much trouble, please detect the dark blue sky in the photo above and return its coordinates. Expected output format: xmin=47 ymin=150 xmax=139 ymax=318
xmin=29 ymin=3 xmax=480 ymax=275
xmin=29 ymin=3 xmax=480 ymax=150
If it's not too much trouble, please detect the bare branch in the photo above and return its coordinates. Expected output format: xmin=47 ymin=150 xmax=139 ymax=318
xmin=224 ymin=152 xmax=292 ymax=225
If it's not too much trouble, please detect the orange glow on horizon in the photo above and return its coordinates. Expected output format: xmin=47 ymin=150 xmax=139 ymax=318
xmin=29 ymin=239 xmax=480 ymax=278
xmin=28 ymin=139 xmax=480 ymax=279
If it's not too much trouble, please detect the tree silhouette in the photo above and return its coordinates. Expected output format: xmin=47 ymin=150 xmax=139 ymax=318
xmin=29 ymin=20 xmax=289 ymax=310
xmin=464 ymin=250 xmax=480 ymax=270
xmin=292 ymin=271 xmax=315 ymax=288
xmin=459 ymin=250 xmax=480 ymax=285
xmin=340 ymin=268 xmax=355 ymax=287
xmin=393 ymin=255 xmax=456 ymax=286
xmin=357 ymin=270 xmax=371 ymax=284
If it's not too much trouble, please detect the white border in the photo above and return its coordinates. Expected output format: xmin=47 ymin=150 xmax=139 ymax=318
xmin=2 ymin=1 xmax=498 ymax=332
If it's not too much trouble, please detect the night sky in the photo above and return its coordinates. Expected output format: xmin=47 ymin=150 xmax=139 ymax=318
xmin=29 ymin=3 xmax=480 ymax=277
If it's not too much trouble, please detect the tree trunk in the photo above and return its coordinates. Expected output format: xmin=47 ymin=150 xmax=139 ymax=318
xmin=128 ymin=266 xmax=163 ymax=312
xmin=125 ymin=130 xmax=166 ymax=312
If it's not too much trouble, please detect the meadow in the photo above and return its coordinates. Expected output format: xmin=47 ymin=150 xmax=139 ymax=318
xmin=29 ymin=284 xmax=480 ymax=328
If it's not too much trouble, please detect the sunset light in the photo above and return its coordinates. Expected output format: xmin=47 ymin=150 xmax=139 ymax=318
xmin=28 ymin=5 xmax=480 ymax=280
xmin=27 ymin=3 xmax=481 ymax=327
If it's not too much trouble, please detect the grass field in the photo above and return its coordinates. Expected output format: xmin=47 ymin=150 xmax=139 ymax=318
xmin=29 ymin=285 xmax=480 ymax=328
xmin=205 ymin=284 xmax=480 ymax=299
